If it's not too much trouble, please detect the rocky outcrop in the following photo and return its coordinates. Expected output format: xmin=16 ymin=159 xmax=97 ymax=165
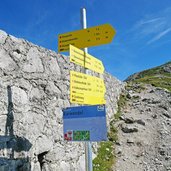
xmin=0 ymin=30 xmax=124 ymax=171
xmin=114 ymin=83 xmax=171 ymax=171
xmin=125 ymin=61 xmax=171 ymax=82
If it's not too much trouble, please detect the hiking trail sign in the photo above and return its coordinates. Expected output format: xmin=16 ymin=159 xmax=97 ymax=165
xmin=58 ymin=23 xmax=116 ymax=52
xmin=70 ymin=71 xmax=106 ymax=105
xmin=63 ymin=105 xmax=107 ymax=141
xmin=70 ymin=45 xmax=104 ymax=74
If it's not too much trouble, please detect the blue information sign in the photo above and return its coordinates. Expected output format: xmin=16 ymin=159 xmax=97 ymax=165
xmin=63 ymin=105 xmax=107 ymax=142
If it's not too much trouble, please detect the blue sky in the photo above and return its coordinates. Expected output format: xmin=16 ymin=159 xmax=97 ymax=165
xmin=0 ymin=0 xmax=171 ymax=80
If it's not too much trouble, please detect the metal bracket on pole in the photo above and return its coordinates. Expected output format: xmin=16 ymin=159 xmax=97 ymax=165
xmin=81 ymin=7 xmax=93 ymax=171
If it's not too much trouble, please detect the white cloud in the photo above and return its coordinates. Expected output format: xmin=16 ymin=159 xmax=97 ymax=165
xmin=147 ymin=27 xmax=171 ymax=44
xmin=131 ymin=7 xmax=171 ymax=45
xmin=134 ymin=17 xmax=163 ymax=28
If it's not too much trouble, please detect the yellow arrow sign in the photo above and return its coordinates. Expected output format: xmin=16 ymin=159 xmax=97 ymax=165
xmin=70 ymin=45 xmax=104 ymax=74
xmin=58 ymin=24 xmax=116 ymax=52
xmin=70 ymin=71 xmax=106 ymax=105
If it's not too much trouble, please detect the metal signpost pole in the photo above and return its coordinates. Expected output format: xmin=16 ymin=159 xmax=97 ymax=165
xmin=81 ymin=7 xmax=93 ymax=171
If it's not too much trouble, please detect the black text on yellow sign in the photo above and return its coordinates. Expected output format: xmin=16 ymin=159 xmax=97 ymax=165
xmin=58 ymin=24 xmax=116 ymax=52
xmin=70 ymin=45 xmax=104 ymax=74
xmin=70 ymin=71 xmax=106 ymax=105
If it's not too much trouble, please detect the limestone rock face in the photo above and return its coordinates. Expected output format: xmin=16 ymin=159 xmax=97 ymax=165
xmin=0 ymin=30 xmax=124 ymax=171
xmin=0 ymin=30 xmax=7 ymax=44
xmin=22 ymin=47 xmax=44 ymax=73
xmin=0 ymin=48 xmax=18 ymax=72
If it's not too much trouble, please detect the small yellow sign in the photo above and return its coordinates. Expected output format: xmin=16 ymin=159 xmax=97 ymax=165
xmin=58 ymin=24 xmax=116 ymax=52
xmin=70 ymin=92 xmax=106 ymax=105
xmin=70 ymin=45 xmax=104 ymax=74
xmin=70 ymin=71 xmax=106 ymax=105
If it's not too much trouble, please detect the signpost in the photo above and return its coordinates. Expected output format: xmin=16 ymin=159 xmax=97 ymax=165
xmin=58 ymin=7 xmax=116 ymax=171
xmin=81 ymin=8 xmax=93 ymax=171
xmin=63 ymin=105 xmax=107 ymax=142
xmin=70 ymin=71 xmax=106 ymax=105
xmin=58 ymin=23 xmax=116 ymax=52
xmin=70 ymin=45 xmax=104 ymax=74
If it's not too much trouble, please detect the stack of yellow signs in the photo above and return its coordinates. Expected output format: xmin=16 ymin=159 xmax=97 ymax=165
xmin=58 ymin=23 xmax=116 ymax=105
xmin=70 ymin=71 xmax=106 ymax=105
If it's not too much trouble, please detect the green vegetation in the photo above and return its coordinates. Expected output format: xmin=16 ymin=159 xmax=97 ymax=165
xmin=126 ymin=82 xmax=146 ymax=93
xmin=108 ymin=121 xmax=118 ymax=142
xmin=134 ymin=76 xmax=171 ymax=92
xmin=128 ymin=62 xmax=171 ymax=92
xmin=93 ymin=141 xmax=115 ymax=171
xmin=93 ymin=120 xmax=118 ymax=171
xmin=93 ymin=93 xmax=128 ymax=170
xmin=114 ymin=94 xmax=127 ymax=120
xmin=131 ymin=62 xmax=171 ymax=80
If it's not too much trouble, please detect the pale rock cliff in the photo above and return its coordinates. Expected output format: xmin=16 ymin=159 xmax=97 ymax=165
xmin=0 ymin=30 xmax=124 ymax=171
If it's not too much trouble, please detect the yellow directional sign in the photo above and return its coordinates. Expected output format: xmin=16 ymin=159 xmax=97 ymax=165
xmin=70 ymin=71 xmax=106 ymax=105
xmin=70 ymin=71 xmax=106 ymax=94
xmin=70 ymin=45 xmax=104 ymax=74
xmin=58 ymin=24 xmax=116 ymax=52
xmin=70 ymin=92 xmax=106 ymax=105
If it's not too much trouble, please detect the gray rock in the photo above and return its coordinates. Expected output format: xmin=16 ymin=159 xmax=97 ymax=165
xmin=119 ymin=115 xmax=125 ymax=120
xmin=124 ymin=117 xmax=135 ymax=124
xmin=152 ymin=114 xmax=157 ymax=119
xmin=0 ymin=29 xmax=125 ymax=171
xmin=162 ymin=112 xmax=171 ymax=118
xmin=136 ymin=119 xmax=145 ymax=126
xmin=121 ymin=125 xmax=138 ymax=133
xmin=59 ymin=161 xmax=71 ymax=171
xmin=127 ymin=138 xmax=134 ymax=144
xmin=35 ymin=135 xmax=53 ymax=155
xmin=0 ymin=48 xmax=17 ymax=72
xmin=22 ymin=47 xmax=44 ymax=73
xmin=0 ymin=30 xmax=7 ymax=44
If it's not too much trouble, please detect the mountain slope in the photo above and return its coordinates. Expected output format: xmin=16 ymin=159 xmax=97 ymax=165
xmin=113 ymin=62 xmax=171 ymax=171
xmin=126 ymin=61 xmax=171 ymax=92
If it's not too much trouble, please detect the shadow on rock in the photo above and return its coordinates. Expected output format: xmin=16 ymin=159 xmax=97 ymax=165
xmin=0 ymin=85 xmax=32 ymax=171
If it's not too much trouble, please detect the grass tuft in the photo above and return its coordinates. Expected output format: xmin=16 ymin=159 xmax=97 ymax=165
xmin=93 ymin=141 xmax=115 ymax=171
xmin=93 ymin=120 xmax=118 ymax=171
xmin=114 ymin=94 xmax=127 ymax=120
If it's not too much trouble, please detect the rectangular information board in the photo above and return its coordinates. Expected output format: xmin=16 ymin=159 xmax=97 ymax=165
xmin=63 ymin=105 xmax=107 ymax=142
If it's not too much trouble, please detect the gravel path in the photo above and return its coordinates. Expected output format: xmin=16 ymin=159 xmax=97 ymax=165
xmin=114 ymin=84 xmax=171 ymax=171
